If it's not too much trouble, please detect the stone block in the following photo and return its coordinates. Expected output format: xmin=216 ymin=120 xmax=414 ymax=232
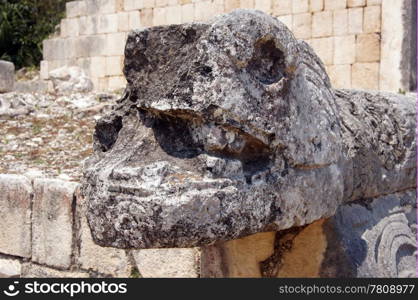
xmin=156 ymin=0 xmax=168 ymax=6
xmin=347 ymin=0 xmax=365 ymax=7
xmin=309 ymin=0 xmax=323 ymax=12
xmin=60 ymin=19 xmax=68 ymax=38
xmin=195 ymin=1 xmax=214 ymax=21
xmin=292 ymin=0 xmax=309 ymax=13
xmin=333 ymin=9 xmax=348 ymax=35
xmin=98 ymin=77 xmax=108 ymax=91
xmin=225 ymin=0 xmax=240 ymax=12
xmin=213 ymin=0 xmax=225 ymax=15
xmin=89 ymin=56 xmax=107 ymax=78
xmin=98 ymin=13 xmax=119 ymax=34
xmin=21 ymin=263 xmax=89 ymax=278
xmin=106 ymin=56 xmax=124 ymax=76
xmin=153 ymin=7 xmax=167 ymax=25
xmin=118 ymin=12 xmax=130 ymax=31
xmin=367 ymin=0 xmax=381 ymax=4
xmin=141 ymin=8 xmax=154 ymax=26
xmin=144 ymin=0 xmax=156 ymax=7
xmin=86 ymin=0 xmax=123 ymax=14
xmin=327 ymin=64 xmax=351 ymax=88
xmin=0 ymin=258 xmax=21 ymax=278
xmin=76 ymin=193 xmax=130 ymax=277
xmin=133 ymin=248 xmax=200 ymax=277
xmin=312 ymin=11 xmax=332 ymax=37
xmin=166 ymin=5 xmax=182 ymax=24
xmin=348 ymin=7 xmax=363 ymax=34
xmin=180 ymin=0 xmax=191 ymax=4
xmin=334 ymin=35 xmax=355 ymax=64
xmin=272 ymin=0 xmax=291 ymax=16
xmin=363 ymin=5 xmax=381 ymax=33
xmin=128 ymin=11 xmax=142 ymax=29
xmin=124 ymin=0 xmax=145 ymax=10
xmin=0 ymin=61 xmax=15 ymax=93
xmin=86 ymin=35 xmax=108 ymax=56
xmin=310 ymin=37 xmax=334 ymax=65
xmin=67 ymin=18 xmax=80 ymax=37
xmin=66 ymin=1 xmax=81 ymax=18
xmin=40 ymin=60 xmax=49 ymax=80
xmin=255 ymin=0 xmax=272 ymax=14
xmin=324 ymin=0 xmax=346 ymax=10
xmin=0 ymin=175 xmax=32 ymax=258
xmin=355 ymin=33 xmax=380 ymax=62
xmin=106 ymin=32 xmax=127 ymax=55
xmin=108 ymin=76 xmax=127 ymax=90
xmin=84 ymin=16 xmax=98 ymax=35
xmin=32 ymin=179 xmax=78 ymax=269
xmin=351 ymin=62 xmax=379 ymax=89
xmin=240 ymin=0 xmax=254 ymax=9
xmin=292 ymin=13 xmax=312 ymax=39
xmin=277 ymin=15 xmax=292 ymax=31
xmin=181 ymin=3 xmax=195 ymax=23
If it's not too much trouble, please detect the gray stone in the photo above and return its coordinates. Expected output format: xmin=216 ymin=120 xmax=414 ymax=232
xmin=82 ymin=10 xmax=416 ymax=249
xmin=14 ymin=80 xmax=53 ymax=94
xmin=132 ymin=248 xmax=200 ymax=278
xmin=49 ymin=66 xmax=93 ymax=94
xmin=0 ymin=92 xmax=35 ymax=118
xmin=32 ymin=179 xmax=78 ymax=269
xmin=0 ymin=60 xmax=15 ymax=93
xmin=0 ymin=174 xmax=32 ymax=258
xmin=21 ymin=263 xmax=89 ymax=278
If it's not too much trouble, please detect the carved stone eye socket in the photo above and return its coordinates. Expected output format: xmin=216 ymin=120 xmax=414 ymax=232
xmin=246 ymin=38 xmax=286 ymax=85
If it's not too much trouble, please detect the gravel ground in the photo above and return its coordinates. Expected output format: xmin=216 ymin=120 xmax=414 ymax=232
xmin=0 ymin=91 xmax=119 ymax=180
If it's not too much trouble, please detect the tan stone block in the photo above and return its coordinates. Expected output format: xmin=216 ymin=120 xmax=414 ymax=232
xmin=32 ymin=179 xmax=77 ymax=270
xmin=108 ymin=76 xmax=127 ymax=90
xmin=79 ymin=0 xmax=88 ymax=15
xmin=168 ymin=0 xmax=178 ymax=4
xmin=355 ymin=33 xmax=380 ymax=62
xmin=277 ymin=15 xmax=293 ymax=31
xmin=67 ymin=18 xmax=80 ymax=37
xmin=328 ymin=64 xmax=351 ymax=88
xmin=272 ymin=0 xmax=291 ymax=16
xmin=309 ymin=0 xmax=323 ymax=12
xmin=312 ymin=11 xmax=332 ymax=38
xmin=225 ymin=0 xmax=240 ymax=12
xmin=128 ymin=10 xmax=142 ymax=29
xmin=333 ymin=9 xmax=348 ymax=35
xmin=254 ymin=0 xmax=272 ymax=13
xmin=141 ymin=8 xmax=154 ymax=26
xmin=64 ymin=38 xmax=78 ymax=59
xmin=293 ymin=13 xmax=312 ymax=39
xmin=76 ymin=193 xmax=130 ymax=277
xmin=181 ymin=3 xmax=194 ymax=22
xmin=180 ymin=0 xmax=191 ymax=4
xmin=98 ymin=77 xmax=108 ymax=91
xmin=133 ymin=248 xmax=199 ymax=277
xmin=144 ymin=0 xmax=156 ymax=7
xmin=324 ymin=0 xmax=346 ymax=10
xmin=310 ymin=37 xmax=334 ymax=65
xmin=292 ymin=0 xmax=309 ymax=13
xmin=334 ymin=35 xmax=355 ymax=64
xmin=213 ymin=0 xmax=225 ymax=14
xmin=240 ymin=0 xmax=254 ymax=9
xmin=84 ymin=16 xmax=98 ymax=35
xmin=351 ymin=62 xmax=379 ymax=89
xmin=66 ymin=1 xmax=81 ymax=18
xmin=78 ymin=16 xmax=87 ymax=35
xmin=60 ymin=19 xmax=68 ymax=38
xmin=85 ymin=35 xmax=108 ymax=56
xmin=363 ymin=5 xmax=381 ymax=33
xmin=98 ymin=13 xmax=119 ymax=34
xmin=106 ymin=33 xmax=127 ymax=55
xmin=166 ymin=5 xmax=182 ymax=24
xmin=348 ymin=7 xmax=363 ymax=33
xmin=367 ymin=0 xmax=381 ymax=5
xmin=347 ymin=0 xmax=365 ymax=7
xmin=21 ymin=263 xmax=89 ymax=278
xmin=105 ymin=56 xmax=124 ymax=76
xmin=124 ymin=0 xmax=145 ymax=10
xmin=98 ymin=0 xmax=123 ymax=13
xmin=89 ymin=56 xmax=107 ymax=78
xmin=154 ymin=7 xmax=167 ymax=25
xmin=195 ymin=1 xmax=214 ymax=21
xmin=0 ymin=175 xmax=32 ymax=258
xmin=156 ymin=0 xmax=168 ymax=6
xmin=118 ymin=12 xmax=130 ymax=31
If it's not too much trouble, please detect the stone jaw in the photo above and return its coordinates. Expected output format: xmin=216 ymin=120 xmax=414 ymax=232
xmin=82 ymin=10 xmax=416 ymax=249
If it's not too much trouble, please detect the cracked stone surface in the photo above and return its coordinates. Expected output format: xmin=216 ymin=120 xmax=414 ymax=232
xmin=82 ymin=10 xmax=416 ymax=249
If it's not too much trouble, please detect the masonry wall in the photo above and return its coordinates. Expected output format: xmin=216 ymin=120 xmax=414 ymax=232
xmin=40 ymin=0 xmax=413 ymax=93
xmin=0 ymin=174 xmax=200 ymax=278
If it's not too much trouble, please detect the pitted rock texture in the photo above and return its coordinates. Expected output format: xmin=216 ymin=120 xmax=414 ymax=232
xmin=82 ymin=10 xmax=416 ymax=249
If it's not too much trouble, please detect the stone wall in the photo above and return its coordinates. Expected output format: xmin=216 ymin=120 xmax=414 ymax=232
xmin=0 ymin=174 xmax=200 ymax=278
xmin=40 ymin=0 xmax=415 ymax=92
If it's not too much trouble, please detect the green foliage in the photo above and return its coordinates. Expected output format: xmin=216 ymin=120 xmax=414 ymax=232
xmin=0 ymin=0 xmax=70 ymax=69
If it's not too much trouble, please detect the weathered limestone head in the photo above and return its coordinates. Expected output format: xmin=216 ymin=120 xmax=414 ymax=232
xmin=82 ymin=10 xmax=345 ymax=249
